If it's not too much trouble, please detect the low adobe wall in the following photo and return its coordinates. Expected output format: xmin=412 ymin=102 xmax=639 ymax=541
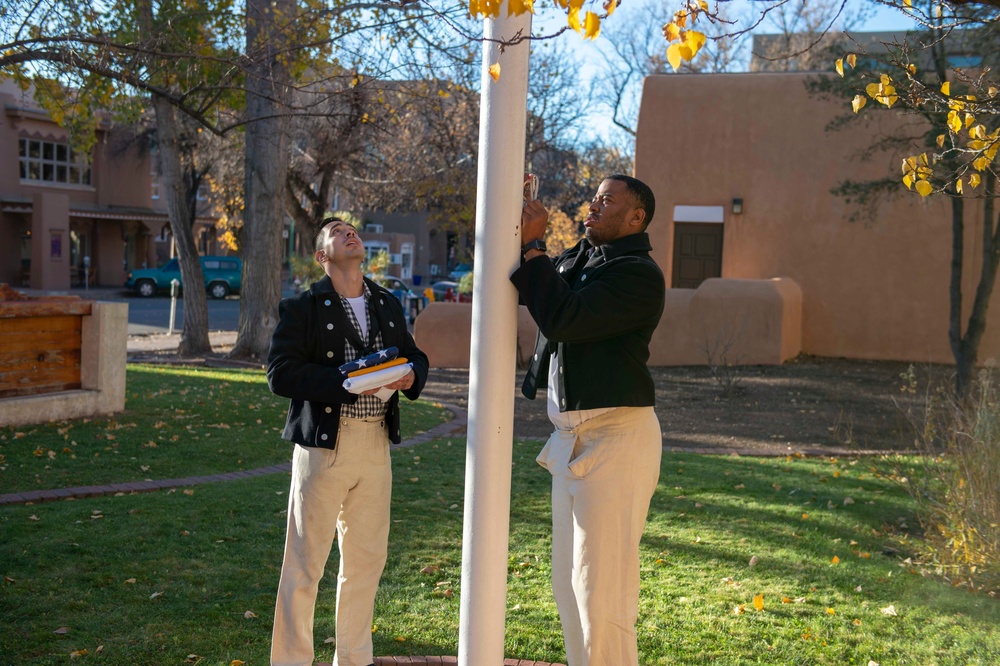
xmin=415 ymin=278 xmax=802 ymax=368
xmin=0 ymin=289 xmax=127 ymax=426
xmin=414 ymin=303 xmax=539 ymax=368
xmin=649 ymin=277 xmax=802 ymax=366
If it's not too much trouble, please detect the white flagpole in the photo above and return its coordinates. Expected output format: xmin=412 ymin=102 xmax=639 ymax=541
xmin=457 ymin=5 xmax=533 ymax=665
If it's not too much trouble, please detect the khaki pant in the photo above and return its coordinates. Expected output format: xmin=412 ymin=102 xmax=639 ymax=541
xmin=536 ymin=406 xmax=662 ymax=666
xmin=271 ymin=417 xmax=392 ymax=666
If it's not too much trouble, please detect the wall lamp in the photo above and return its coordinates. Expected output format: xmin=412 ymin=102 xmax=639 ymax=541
xmin=732 ymin=198 xmax=743 ymax=215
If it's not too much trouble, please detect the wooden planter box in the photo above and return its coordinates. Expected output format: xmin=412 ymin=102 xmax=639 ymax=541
xmin=0 ymin=284 xmax=127 ymax=426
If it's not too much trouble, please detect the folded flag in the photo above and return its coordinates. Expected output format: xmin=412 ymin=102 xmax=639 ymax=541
xmin=339 ymin=347 xmax=399 ymax=377
xmin=348 ymin=357 xmax=409 ymax=378
xmin=343 ymin=363 xmax=413 ymax=394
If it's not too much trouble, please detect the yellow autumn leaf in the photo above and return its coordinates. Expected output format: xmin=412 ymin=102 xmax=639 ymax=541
xmin=831 ymin=555 xmax=840 ymax=564
xmin=781 ymin=597 xmax=793 ymax=603
xmin=846 ymin=53 xmax=857 ymax=68
xmin=583 ymin=11 xmax=601 ymax=39
xmin=970 ymin=125 xmax=986 ymax=140
xmin=956 ymin=178 xmax=963 ymax=194
xmin=827 ymin=607 xmax=837 ymax=615
xmin=674 ymin=9 xmax=687 ymax=28
xmin=941 ymin=81 xmax=950 ymax=96
xmin=568 ymin=6 xmax=582 ymax=33
xmin=902 ymin=156 xmax=918 ymax=173
xmin=970 ymin=174 xmax=982 ymax=188
xmin=902 ymin=173 xmax=914 ymax=190
xmin=733 ymin=604 xmax=745 ymax=615
xmin=908 ymin=63 xmax=917 ymax=74
xmin=865 ymin=82 xmax=881 ymax=99
xmin=603 ymin=0 xmax=618 ymax=16
xmin=698 ymin=0 xmax=709 ymax=9
xmin=667 ymin=42 xmax=683 ymax=71
xmin=948 ymin=111 xmax=962 ymax=134
xmin=753 ymin=594 xmax=765 ymax=611
xmin=974 ymin=156 xmax=990 ymax=171
xmin=469 ymin=0 xmax=479 ymax=16
xmin=836 ymin=59 xmax=844 ymax=77
xmin=904 ymin=0 xmax=912 ymax=6
xmin=684 ymin=30 xmax=707 ymax=58
xmin=852 ymin=95 xmax=866 ymax=114
xmin=230 ymin=661 xmax=246 ymax=666
xmin=880 ymin=73 xmax=892 ymax=86
xmin=508 ymin=0 xmax=533 ymax=16
xmin=965 ymin=113 xmax=976 ymax=129
xmin=488 ymin=63 xmax=501 ymax=82
xmin=936 ymin=134 xmax=945 ymax=148
xmin=989 ymin=86 xmax=999 ymax=97
xmin=915 ymin=180 xmax=933 ymax=197
xmin=802 ymin=513 xmax=810 ymax=519
xmin=664 ymin=21 xmax=681 ymax=42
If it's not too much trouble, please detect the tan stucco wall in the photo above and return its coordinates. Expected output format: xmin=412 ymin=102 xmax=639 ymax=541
xmin=414 ymin=303 xmax=539 ymax=369
xmin=635 ymin=72 xmax=997 ymax=365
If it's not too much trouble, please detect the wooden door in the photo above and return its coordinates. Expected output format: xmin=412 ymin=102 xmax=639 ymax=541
xmin=672 ymin=222 xmax=723 ymax=288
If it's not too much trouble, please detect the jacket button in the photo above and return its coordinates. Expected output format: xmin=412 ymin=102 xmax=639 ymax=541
xmin=533 ymin=354 xmax=538 ymax=361
xmin=559 ymin=366 xmax=563 ymax=374
xmin=327 ymin=323 xmax=334 ymax=330
xmin=327 ymin=351 xmax=334 ymax=358
xmin=581 ymin=274 xmax=587 ymax=281
xmin=380 ymin=299 xmax=385 ymax=305
xmin=325 ymin=406 xmax=332 ymax=413
xmin=321 ymin=433 xmax=328 ymax=441
xmin=325 ymin=299 xmax=332 ymax=306
xmin=561 ymin=398 xmax=566 ymax=406
xmin=389 ymin=321 xmax=395 ymax=328
xmin=559 ymin=266 xmax=565 ymax=272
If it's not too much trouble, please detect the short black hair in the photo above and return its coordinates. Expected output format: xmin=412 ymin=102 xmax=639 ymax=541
xmin=606 ymin=174 xmax=656 ymax=228
xmin=316 ymin=213 xmax=345 ymax=250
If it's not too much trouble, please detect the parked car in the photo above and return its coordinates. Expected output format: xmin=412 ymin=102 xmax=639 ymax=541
xmin=447 ymin=263 xmax=472 ymax=281
xmin=126 ymin=256 xmax=242 ymax=299
xmin=430 ymin=280 xmax=470 ymax=303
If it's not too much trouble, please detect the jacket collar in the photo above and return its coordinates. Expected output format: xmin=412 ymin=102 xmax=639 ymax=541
xmin=310 ymin=274 xmax=383 ymax=299
xmin=597 ymin=231 xmax=654 ymax=260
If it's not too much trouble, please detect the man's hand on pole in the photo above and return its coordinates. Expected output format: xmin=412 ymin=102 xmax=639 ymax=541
xmin=521 ymin=200 xmax=549 ymax=244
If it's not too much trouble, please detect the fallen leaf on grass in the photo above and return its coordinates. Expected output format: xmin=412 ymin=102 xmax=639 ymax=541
xmin=420 ymin=565 xmax=439 ymax=574
xmin=395 ymin=636 xmax=407 ymax=642
xmin=881 ymin=604 xmax=897 ymax=616
xmin=230 ymin=660 xmax=245 ymax=666
xmin=69 ymin=649 xmax=87 ymax=658
xmin=4 ymin=576 xmax=15 ymax=584
xmin=54 ymin=627 xmax=70 ymax=634
xmin=753 ymin=594 xmax=764 ymax=611
xmin=868 ymin=661 xmax=880 ymax=666
xmin=831 ymin=555 xmax=840 ymax=564
xmin=244 ymin=610 xmax=257 ymax=619
xmin=826 ymin=607 xmax=836 ymax=615
xmin=185 ymin=655 xmax=201 ymax=663
xmin=124 ymin=578 xmax=136 ymax=584
xmin=748 ymin=555 xmax=759 ymax=567
xmin=150 ymin=591 xmax=163 ymax=600
xmin=29 ymin=515 xmax=39 ymax=521
xmin=324 ymin=637 xmax=336 ymax=644
xmin=183 ymin=489 xmax=195 ymax=496
xmin=853 ymin=618 xmax=863 ymax=626
xmin=732 ymin=605 xmax=745 ymax=615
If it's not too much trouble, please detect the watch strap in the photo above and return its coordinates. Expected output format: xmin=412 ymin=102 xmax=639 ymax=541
xmin=521 ymin=239 xmax=547 ymax=256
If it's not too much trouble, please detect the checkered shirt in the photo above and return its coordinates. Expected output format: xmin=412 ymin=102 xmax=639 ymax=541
xmin=340 ymin=282 xmax=388 ymax=419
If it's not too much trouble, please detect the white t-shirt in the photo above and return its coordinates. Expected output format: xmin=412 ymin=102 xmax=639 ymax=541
xmin=345 ymin=295 xmax=368 ymax=339
xmin=547 ymin=348 xmax=613 ymax=431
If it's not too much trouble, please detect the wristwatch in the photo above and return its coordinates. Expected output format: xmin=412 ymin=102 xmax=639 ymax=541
xmin=521 ymin=239 xmax=547 ymax=257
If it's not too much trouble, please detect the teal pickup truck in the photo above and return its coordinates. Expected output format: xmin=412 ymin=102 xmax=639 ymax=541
xmin=125 ymin=256 xmax=242 ymax=299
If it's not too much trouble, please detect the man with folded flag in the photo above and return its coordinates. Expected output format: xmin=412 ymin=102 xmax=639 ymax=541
xmin=267 ymin=214 xmax=428 ymax=666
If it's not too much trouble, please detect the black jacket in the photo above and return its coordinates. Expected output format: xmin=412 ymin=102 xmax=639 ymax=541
xmin=267 ymin=275 xmax=429 ymax=448
xmin=510 ymin=232 xmax=665 ymax=411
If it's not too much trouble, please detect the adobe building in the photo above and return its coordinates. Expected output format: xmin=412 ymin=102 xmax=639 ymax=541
xmin=634 ymin=71 xmax=1000 ymax=366
xmin=0 ymin=80 xmax=221 ymax=289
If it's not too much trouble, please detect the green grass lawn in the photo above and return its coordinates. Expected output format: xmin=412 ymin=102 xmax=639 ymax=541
xmin=0 ymin=364 xmax=450 ymax=494
xmin=2 ymin=366 xmax=1000 ymax=665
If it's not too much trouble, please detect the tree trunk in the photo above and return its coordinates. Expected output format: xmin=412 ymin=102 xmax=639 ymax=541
xmin=954 ymin=172 xmax=1000 ymax=398
xmin=229 ymin=0 xmax=292 ymax=361
xmin=152 ymin=97 xmax=212 ymax=357
xmin=138 ymin=0 xmax=211 ymax=357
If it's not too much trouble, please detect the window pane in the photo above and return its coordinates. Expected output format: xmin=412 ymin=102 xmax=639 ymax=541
xmin=28 ymin=141 xmax=40 ymax=159
xmin=42 ymin=142 xmax=54 ymax=160
xmin=69 ymin=166 xmax=80 ymax=183
xmin=56 ymin=165 xmax=67 ymax=182
xmin=42 ymin=163 xmax=54 ymax=181
xmin=81 ymin=168 xmax=91 ymax=185
xmin=28 ymin=163 xmax=40 ymax=179
xmin=56 ymin=144 xmax=68 ymax=162
xmin=18 ymin=138 xmax=26 ymax=157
